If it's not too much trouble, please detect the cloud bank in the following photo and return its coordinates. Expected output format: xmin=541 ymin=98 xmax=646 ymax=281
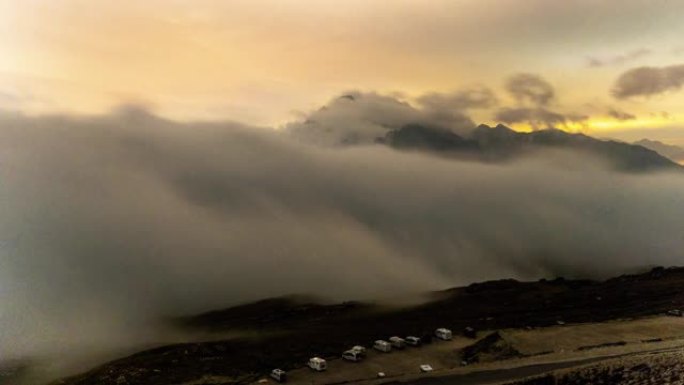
xmin=1 ymin=104 xmax=684 ymax=371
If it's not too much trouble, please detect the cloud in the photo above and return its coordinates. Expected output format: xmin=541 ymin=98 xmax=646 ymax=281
xmin=417 ymin=86 xmax=498 ymax=111
xmin=285 ymin=91 xmax=476 ymax=146
xmin=494 ymin=74 xmax=590 ymax=130
xmin=587 ymin=48 xmax=652 ymax=67
xmin=612 ymin=64 xmax=684 ymax=99
xmin=505 ymin=73 xmax=555 ymax=106
xmin=493 ymin=107 xmax=586 ymax=130
xmin=608 ymin=108 xmax=637 ymax=121
xmin=2 ymin=107 xmax=684 ymax=379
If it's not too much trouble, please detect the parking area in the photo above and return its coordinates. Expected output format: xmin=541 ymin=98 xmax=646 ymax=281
xmin=262 ymin=335 xmax=475 ymax=385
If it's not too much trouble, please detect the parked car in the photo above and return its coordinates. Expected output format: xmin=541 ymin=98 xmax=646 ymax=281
xmin=373 ymin=340 xmax=392 ymax=352
xmin=420 ymin=364 xmax=433 ymax=373
xmin=435 ymin=328 xmax=453 ymax=341
xmin=307 ymin=357 xmax=327 ymax=371
xmin=270 ymin=369 xmax=287 ymax=382
xmin=405 ymin=336 xmax=422 ymax=346
xmin=389 ymin=336 xmax=406 ymax=349
xmin=668 ymin=309 xmax=683 ymax=317
xmin=351 ymin=345 xmax=367 ymax=356
xmin=342 ymin=349 xmax=363 ymax=362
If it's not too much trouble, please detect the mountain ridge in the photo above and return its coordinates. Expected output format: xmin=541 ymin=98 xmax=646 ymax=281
xmin=378 ymin=123 xmax=682 ymax=172
xmin=634 ymin=138 xmax=684 ymax=163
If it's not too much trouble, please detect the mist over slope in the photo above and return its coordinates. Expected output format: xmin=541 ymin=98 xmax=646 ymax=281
xmin=635 ymin=139 xmax=684 ymax=163
xmin=1 ymin=98 xmax=684 ymax=367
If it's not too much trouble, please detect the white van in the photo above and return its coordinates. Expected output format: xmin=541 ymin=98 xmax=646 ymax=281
xmin=342 ymin=349 xmax=363 ymax=362
xmin=435 ymin=328 xmax=453 ymax=341
xmin=389 ymin=336 xmax=406 ymax=349
xmin=373 ymin=340 xmax=392 ymax=352
xmin=307 ymin=357 xmax=327 ymax=371
xmin=405 ymin=336 xmax=421 ymax=346
xmin=270 ymin=369 xmax=287 ymax=382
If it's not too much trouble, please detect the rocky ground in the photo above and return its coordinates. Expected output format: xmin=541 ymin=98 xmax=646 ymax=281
xmin=37 ymin=266 xmax=684 ymax=385
xmin=509 ymin=350 xmax=684 ymax=385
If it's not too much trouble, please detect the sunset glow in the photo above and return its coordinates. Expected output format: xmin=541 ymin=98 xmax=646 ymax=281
xmin=1 ymin=0 xmax=683 ymax=144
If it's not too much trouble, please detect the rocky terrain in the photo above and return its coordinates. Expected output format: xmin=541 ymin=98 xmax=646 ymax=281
xmin=40 ymin=266 xmax=684 ymax=385
xmin=509 ymin=350 xmax=684 ymax=385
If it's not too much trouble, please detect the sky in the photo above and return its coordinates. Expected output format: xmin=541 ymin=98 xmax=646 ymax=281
xmin=1 ymin=0 xmax=684 ymax=144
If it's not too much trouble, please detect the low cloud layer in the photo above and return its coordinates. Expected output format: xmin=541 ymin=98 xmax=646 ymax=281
xmin=1 ymin=107 xmax=684 ymax=373
xmin=613 ymin=64 xmax=684 ymax=99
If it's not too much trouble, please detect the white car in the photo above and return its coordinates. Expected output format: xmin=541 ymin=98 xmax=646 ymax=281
xmin=342 ymin=349 xmax=363 ymax=362
xmin=420 ymin=364 xmax=433 ymax=373
xmin=351 ymin=345 xmax=367 ymax=356
xmin=405 ymin=336 xmax=421 ymax=346
xmin=373 ymin=340 xmax=392 ymax=352
xmin=389 ymin=336 xmax=406 ymax=349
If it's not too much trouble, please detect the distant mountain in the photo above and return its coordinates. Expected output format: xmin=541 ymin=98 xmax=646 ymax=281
xmin=634 ymin=139 xmax=684 ymax=164
xmin=379 ymin=123 xmax=681 ymax=172
xmin=381 ymin=123 xmax=479 ymax=152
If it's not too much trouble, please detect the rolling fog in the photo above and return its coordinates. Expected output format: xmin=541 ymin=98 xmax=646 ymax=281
xmin=1 ymin=96 xmax=684 ymax=374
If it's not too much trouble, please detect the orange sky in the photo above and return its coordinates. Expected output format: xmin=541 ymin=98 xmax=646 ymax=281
xmin=1 ymin=0 xmax=683 ymax=144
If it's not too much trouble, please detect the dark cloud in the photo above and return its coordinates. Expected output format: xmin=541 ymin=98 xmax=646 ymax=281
xmin=505 ymin=73 xmax=555 ymax=106
xmin=2 ymin=107 xmax=684 ymax=379
xmin=285 ymin=91 xmax=476 ymax=146
xmin=495 ymin=74 xmax=588 ymax=130
xmin=608 ymin=108 xmax=637 ymax=121
xmin=612 ymin=64 xmax=684 ymax=99
xmin=587 ymin=48 xmax=652 ymax=67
